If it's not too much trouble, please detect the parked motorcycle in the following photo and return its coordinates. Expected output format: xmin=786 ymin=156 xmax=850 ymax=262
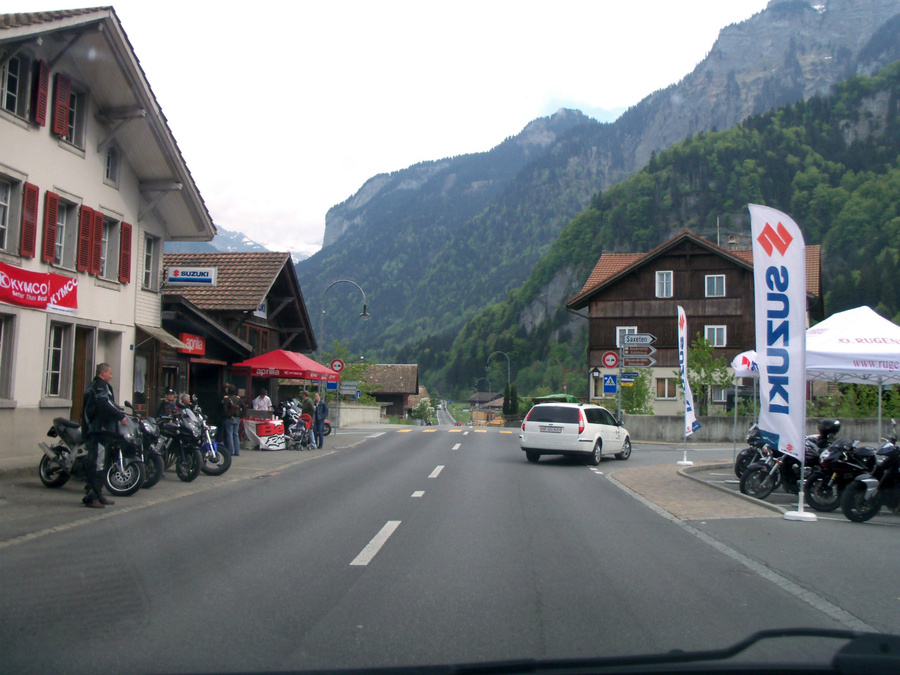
xmin=38 ymin=403 xmax=146 ymax=497
xmin=187 ymin=396 xmax=231 ymax=476
xmin=803 ymin=437 xmax=877 ymax=512
xmin=277 ymin=400 xmax=314 ymax=450
xmin=136 ymin=413 xmax=165 ymax=489
xmin=840 ymin=420 xmax=900 ymax=522
xmin=734 ymin=424 xmax=766 ymax=478
xmin=157 ymin=406 xmax=204 ymax=482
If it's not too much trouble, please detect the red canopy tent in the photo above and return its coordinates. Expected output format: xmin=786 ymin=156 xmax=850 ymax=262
xmin=232 ymin=350 xmax=340 ymax=382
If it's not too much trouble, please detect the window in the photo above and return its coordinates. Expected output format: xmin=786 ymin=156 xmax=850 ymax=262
xmin=705 ymin=274 xmax=725 ymax=297
xmin=705 ymin=325 xmax=727 ymax=347
xmin=0 ymin=180 xmax=9 ymax=250
xmin=52 ymin=197 xmax=78 ymax=269
xmin=0 ymin=170 xmax=38 ymax=256
xmin=656 ymin=378 xmax=677 ymax=399
xmin=45 ymin=322 xmax=71 ymax=398
xmin=0 ymin=313 xmax=14 ymax=399
xmin=616 ymin=326 xmax=637 ymax=348
xmin=1 ymin=54 xmax=30 ymax=118
xmin=143 ymin=235 xmax=160 ymax=290
xmin=712 ymin=386 xmax=728 ymax=404
xmin=52 ymin=74 xmax=86 ymax=148
xmin=104 ymin=145 xmax=120 ymax=187
xmin=655 ymin=270 xmax=673 ymax=298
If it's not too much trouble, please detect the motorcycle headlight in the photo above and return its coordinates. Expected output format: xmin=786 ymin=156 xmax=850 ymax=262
xmin=209 ymin=425 xmax=217 ymax=435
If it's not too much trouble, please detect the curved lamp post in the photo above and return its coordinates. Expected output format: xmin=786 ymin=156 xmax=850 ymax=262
xmin=487 ymin=351 xmax=510 ymax=387
xmin=320 ymin=279 xmax=370 ymax=354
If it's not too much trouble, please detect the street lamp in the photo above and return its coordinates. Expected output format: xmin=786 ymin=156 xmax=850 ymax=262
xmin=487 ymin=351 xmax=510 ymax=387
xmin=320 ymin=279 xmax=371 ymax=354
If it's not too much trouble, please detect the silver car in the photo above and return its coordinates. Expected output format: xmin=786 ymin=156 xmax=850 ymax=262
xmin=519 ymin=402 xmax=632 ymax=465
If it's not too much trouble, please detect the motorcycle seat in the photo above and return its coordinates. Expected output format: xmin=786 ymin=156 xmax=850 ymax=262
xmin=54 ymin=418 xmax=81 ymax=429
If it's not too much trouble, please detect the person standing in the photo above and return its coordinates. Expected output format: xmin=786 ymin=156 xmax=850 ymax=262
xmin=222 ymin=384 xmax=244 ymax=457
xmin=81 ymin=363 xmax=127 ymax=508
xmin=314 ymin=392 xmax=328 ymax=449
xmin=253 ymin=388 xmax=272 ymax=411
xmin=157 ymin=387 xmax=178 ymax=417
xmin=300 ymin=390 xmax=316 ymax=449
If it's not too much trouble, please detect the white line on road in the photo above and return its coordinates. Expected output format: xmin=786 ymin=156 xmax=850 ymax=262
xmin=412 ymin=491 xmax=424 ymax=498
xmin=350 ymin=520 xmax=401 ymax=566
xmin=428 ymin=466 xmax=444 ymax=478
xmin=452 ymin=443 xmax=461 ymax=450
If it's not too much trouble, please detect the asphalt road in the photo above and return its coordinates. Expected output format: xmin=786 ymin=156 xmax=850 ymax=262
xmin=0 ymin=427 xmax=896 ymax=673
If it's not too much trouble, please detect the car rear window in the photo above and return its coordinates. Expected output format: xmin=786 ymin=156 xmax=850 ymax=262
xmin=528 ymin=406 xmax=579 ymax=424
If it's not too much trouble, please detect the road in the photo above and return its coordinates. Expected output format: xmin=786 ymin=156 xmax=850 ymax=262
xmin=0 ymin=427 xmax=897 ymax=673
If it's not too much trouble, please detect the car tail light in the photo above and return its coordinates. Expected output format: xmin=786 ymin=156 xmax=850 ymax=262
xmin=578 ymin=410 xmax=585 ymax=435
xmin=522 ymin=409 xmax=531 ymax=432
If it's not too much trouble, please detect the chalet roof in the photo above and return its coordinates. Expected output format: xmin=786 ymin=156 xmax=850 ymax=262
xmin=363 ymin=364 xmax=419 ymax=395
xmin=467 ymin=392 xmax=503 ymax=404
xmin=1 ymin=8 xmax=215 ymax=241
xmin=568 ymin=230 xmax=821 ymax=309
xmin=162 ymin=252 xmax=293 ymax=312
xmin=407 ymin=385 xmax=431 ymax=409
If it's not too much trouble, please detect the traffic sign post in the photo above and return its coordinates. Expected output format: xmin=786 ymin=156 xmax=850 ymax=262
xmin=622 ymin=333 xmax=656 ymax=345
xmin=622 ymin=356 xmax=656 ymax=368
xmin=601 ymin=351 xmax=619 ymax=368
xmin=603 ymin=374 xmax=617 ymax=395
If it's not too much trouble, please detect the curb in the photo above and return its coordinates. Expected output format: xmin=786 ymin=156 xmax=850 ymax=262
xmin=678 ymin=461 xmax=787 ymax=514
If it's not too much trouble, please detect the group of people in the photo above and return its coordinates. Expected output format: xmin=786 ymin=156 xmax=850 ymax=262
xmin=76 ymin=365 xmax=331 ymax=509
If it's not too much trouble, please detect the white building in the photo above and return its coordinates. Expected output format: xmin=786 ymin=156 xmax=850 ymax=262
xmin=0 ymin=9 xmax=215 ymax=469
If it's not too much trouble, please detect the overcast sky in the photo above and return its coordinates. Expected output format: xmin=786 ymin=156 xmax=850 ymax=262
xmin=11 ymin=1 xmax=770 ymax=255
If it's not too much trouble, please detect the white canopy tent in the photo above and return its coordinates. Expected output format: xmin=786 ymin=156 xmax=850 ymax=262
xmin=805 ymin=306 xmax=900 ymax=435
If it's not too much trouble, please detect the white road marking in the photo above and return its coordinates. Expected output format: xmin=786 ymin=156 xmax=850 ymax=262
xmin=412 ymin=491 xmax=424 ymax=498
xmin=350 ymin=520 xmax=401 ymax=566
xmin=428 ymin=466 xmax=444 ymax=478
xmin=452 ymin=443 xmax=461 ymax=450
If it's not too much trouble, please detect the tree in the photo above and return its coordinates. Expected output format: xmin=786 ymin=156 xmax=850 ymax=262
xmin=409 ymin=398 xmax=436 ymax=423
xmin=621 ymin=369 xmax=654 ymax=414
xmin=686 ymin=337 xmax=732 ymax=416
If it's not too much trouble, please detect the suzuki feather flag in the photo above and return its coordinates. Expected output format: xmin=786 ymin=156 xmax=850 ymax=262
xmin=749 ymin=204 xmax=806 ymax=460
xmin=677 ymin=306 xmax=701 ymax=437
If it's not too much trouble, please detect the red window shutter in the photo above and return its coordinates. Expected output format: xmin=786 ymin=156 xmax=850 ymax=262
xmin=76 ymin=205 xmax=93 ymax=271
xmin=89 ymin=210 xmax=104 ymax=276
xmin=41 ymin=191 xmax=59 ymax=263
xmin=118 ymin=222 xmax=132 ymax=283
xmin=31 ymin=61 xmax=49 ymax=127
xmin=51 ymin=73 xmax=71 ymax=137
xmin=19 ymin=182 xmax=39 ymax=258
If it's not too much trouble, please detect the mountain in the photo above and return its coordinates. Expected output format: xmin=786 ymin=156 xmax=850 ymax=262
xmin=295 ymin=0 xmax=900 ymax=375
xmin=165 ymin=227 xmax=310 ymax=263
xmin=438 ymin=60 xmax=900 ymax=397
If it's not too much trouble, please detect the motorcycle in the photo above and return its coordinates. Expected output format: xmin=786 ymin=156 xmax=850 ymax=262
xmin=735 ymin=419 xmax=837 ymax=492
xmin=803 ymin=436 xmax=877 ymax=512
xmin=38 ymin=403 xmax=146 ymax=497
xmin=157 ymin=406 xmax=204 ymax=482
xmin=187 ymin=396 xmax=231 ymax=476
xmin=734 ymin=424 xmax=766 ymax=478
xmin=277 ymin=400 xmax=314 ymax=450
xmin=136 ymin=413 xmax=165 ymax=489
xmin=840 ymin=420 xmax=900 ymax=522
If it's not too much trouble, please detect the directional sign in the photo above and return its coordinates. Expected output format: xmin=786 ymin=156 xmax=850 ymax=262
xmin=601 ymin=351 xmax=619 ymax=368
xmin=623 ymin=345 xmax=657 ymax=356
xmin=622 ymin=356 xmax=656 ymax=368
xmin=623 ymin=333 xmax=656 ymax=346
xmin=622 ymin=371 xmax=640 ymax=381
xmin=603 ymin=374 xmax=617 ymax=394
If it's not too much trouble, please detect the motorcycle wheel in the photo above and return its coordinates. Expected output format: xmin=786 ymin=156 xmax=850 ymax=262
xmin=803 ymin=471 xmax=842 ymax=512
xmin=175 ymin=447 xmax=202 ymax=483
xmin=162 ymin=447 xmax=176 ymax=469
xmin=142 ymin=451 xmax=165 ymax=489
xmin=106 ymin=460 xmax=145 ymax=497
xmin=740 ymin=464 xmax=779 ymax=500
xmin=733 ymin=447 xmax=758 ymax=479
xmin=840 ymin=480 xmax=881 ymax=522
xmin=323 ymin=422 xmax=331 ymax=436
xmin=201 ymin=442 xmax=231 ymax=476
xmin=38 ymin=453 xmax=70 ymax=488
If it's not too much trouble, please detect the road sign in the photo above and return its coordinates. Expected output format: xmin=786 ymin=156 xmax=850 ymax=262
xmin=601 ymin=351 xmax=619 ymax=368
xmin=603 ymin=374 xmax=617 ymax=394
xmin=622 ymin=356 xmax=656 ymax=368
xmin=623 ymin=333 xmax=656 ymax=345
xmin=330 ymin=358 xmax=345 ymax=373
xmin=623 ymin=345 xmax=657 ymax=356
xmin=622 ymin=371 xmax=639 ymax=381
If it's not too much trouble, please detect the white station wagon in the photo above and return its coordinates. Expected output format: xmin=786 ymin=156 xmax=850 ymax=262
xmin=519 ymin=402 xmax=632 ymax=465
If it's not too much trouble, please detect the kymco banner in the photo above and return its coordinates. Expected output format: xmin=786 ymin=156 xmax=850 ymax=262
xmin=749 ymin=204 xmax=806 ymax=460
xmin=0 ymin=260 xmax=49 ymax=309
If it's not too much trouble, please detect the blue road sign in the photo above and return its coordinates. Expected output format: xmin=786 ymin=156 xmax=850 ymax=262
xmin=603 ymin=374 xmax=617 ymax=394
xmin=622 ymin=371 xmax=640 ymax=381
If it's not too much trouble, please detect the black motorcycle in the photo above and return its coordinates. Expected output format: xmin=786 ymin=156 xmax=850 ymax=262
xmin=734 ymin=424 xmax=766 ymax=478
xmin=803 ymin=437 xmax=877 ymax=512
xmin=840 ymin=421 xmax=900 ymax=522
xmin=135 ymin=413 xmax=165 ymax=489
xmin=38 ymin=404 xmax=146 ymax=497
xmin=157 ymin=406 xmax=204 ymax=483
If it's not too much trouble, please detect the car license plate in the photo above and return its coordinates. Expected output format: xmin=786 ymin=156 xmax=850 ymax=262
xmin=539 ymin=426 xmax=562 ymax=433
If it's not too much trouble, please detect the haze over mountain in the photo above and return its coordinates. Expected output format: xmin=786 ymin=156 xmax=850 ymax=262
xmin=295 ymin=0 xmax=900 ymax=387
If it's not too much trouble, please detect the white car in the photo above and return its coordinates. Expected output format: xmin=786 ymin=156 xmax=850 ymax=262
xmin=519 ymin=402 xmax=631 ymax=465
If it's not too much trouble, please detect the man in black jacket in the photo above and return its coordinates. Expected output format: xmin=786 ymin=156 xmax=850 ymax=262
xmin=81 ymin=363 xmax=127 ymax=508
